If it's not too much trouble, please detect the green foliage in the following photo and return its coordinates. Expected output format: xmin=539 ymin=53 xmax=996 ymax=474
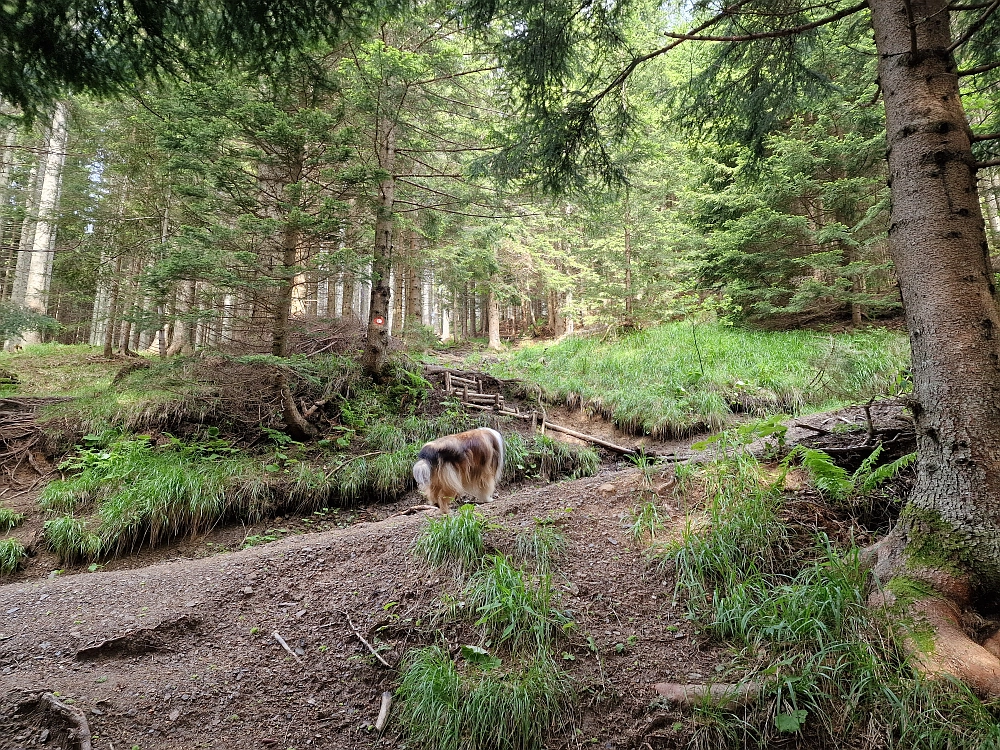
xmin=461 ymin=555 xmax=569 ymax=654
xmin=0 ymin=538 xmax=27 ymax=575
xmin=41 ymin=433 xmax=263 ymax=561
xmin=503 ymin=432 xmax=599 ymax=482
xmin=786 ymin=444 xmax=916 ymax=502
xmin=669 ymin=445 xmax=1000 ymax=749
xmin=0 ymin=507 xmax=25 ymax=532
xmin=0 ymin=302 xmax=60 ymax=341
xmin=413 ymin=505 xmax=489 ymax=571
xmin=494 ymin=324 xmax=909 ymax=438
xmin=514 ymin=519 xmax=566 ymax=573
xmin=629 ymin=499 xmax=667 ymax=543
xmin=397 ymin=645 xmax=568 ymax=750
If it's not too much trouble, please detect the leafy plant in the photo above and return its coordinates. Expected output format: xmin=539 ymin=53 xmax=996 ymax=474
xmin=629 ymin=499 xmax=667 ymax=543
xmin=514 ymin=519 xmax=566 ymax=573
xmin=785 ymin=444 xmax=916 ymax=502
xmin=0 ymin=507 xmax=25 ymax=532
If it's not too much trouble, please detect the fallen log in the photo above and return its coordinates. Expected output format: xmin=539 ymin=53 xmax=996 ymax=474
xmin=541 ymin=420 xmax=638 ymax=455
xmin=39 ymin=692 xmax=93 ymax=750
xmin=654 ymin=681 xmax=758 ymax=707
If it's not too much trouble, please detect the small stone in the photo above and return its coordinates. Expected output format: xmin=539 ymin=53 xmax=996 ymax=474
xmin=598 ymin=483 xmax=615 ymax=495
xmin=169 ymin=709 xmax=180 ymax=721
xmin=39 ymin=729 xmax=49 ymax=743
xmin=242 ymin=587 xmax=254 ymax=597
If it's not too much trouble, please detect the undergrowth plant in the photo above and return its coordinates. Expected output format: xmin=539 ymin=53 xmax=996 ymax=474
xmin=0 ymin=538 xmax=27 ymax=575
xmin=0 ymin=507 xmax=25 ymax=532
xmin=514 ymin=519 xmax=566 ymax=573
xmin=397 ymin=644 xmax=569 ymax=750
xmin=413 ymin=505 xmax=489 ymax=571
xmin=786 ymin=444 xmax=916 ymax=502
xmin=668 ymin=429 xmax=1000 ymax=749
xmin=461 ymin=554 xmax=570 ymax=655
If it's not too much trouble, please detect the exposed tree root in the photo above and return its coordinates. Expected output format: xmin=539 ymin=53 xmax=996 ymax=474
xmin=38 ymin=692 xmax=92 ymax=750
xmin=653 ymin=681 xmax=758 ymax=706
xmin=866 ymin=531 xmax=1000 ymax=700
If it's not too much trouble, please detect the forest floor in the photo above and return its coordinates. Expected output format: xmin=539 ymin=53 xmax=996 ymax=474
xmin=0 ymin=345 xmax=914 ymax=750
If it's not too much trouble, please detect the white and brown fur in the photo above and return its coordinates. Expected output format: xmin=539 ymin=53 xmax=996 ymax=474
xmin=412 ymin=428 xmax=504 ymax=513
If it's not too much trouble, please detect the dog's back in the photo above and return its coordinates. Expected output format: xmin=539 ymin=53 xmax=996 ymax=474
xmin=412 ymin=428 xmax=504 ymax=512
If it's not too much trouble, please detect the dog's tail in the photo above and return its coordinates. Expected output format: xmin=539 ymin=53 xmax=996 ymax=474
xmin=485 ymin=428 xmax=504 ymax=481
xmin=412 ymin=458 xmax=432 ymax=490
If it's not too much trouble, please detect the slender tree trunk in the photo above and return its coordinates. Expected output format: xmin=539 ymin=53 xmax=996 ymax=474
xmin=392 ymin=260 xmax=404 ymax=336
xmin=363 ymin=120 xmax=395 ymax=377
xmin=865 ymin=0 xmax=1000 ymax=696
xmin=624 ymin=191 xmax=634 ymax=318
xmin=20 ymin=103 xmax=68 ymax=344
xmin=488 ymin=289 xmax=501 ymax=350
xmin=266 ymin=152 xmax=304 ymax=358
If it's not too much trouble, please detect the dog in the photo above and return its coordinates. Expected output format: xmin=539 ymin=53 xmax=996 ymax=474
xmin=412 ymin=428 xmax=504 ymax=513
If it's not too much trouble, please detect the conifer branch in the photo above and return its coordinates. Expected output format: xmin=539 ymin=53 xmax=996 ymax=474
xmin=661 ymin=1 xmax=869 ymax=43
xmin=947 ymin=0 xmax=1000 ymax=51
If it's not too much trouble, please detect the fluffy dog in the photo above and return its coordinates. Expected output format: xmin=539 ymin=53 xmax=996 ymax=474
xmin=412 ymin=428 xmax=504 ymax=513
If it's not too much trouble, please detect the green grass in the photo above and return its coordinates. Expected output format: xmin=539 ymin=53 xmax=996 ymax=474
xmin=397 ymin=645 xmax=569 ymax=750
xmin=514 ymin=519 xmax=566 ymax=573
xmin=461 ymin=554 xmax=569 ymax=654
xmin=0 ymin=343 xmax=117 ymax=398
xmin=629 ymin=498 xmax=667 ymax=543
xmin=413 ymin=505 xmax=489 ymax=571
xmin=0 ymin=507 xmax=25 ymax=532
xmin=0 ymin=538 xmax=27 ymax=575
xmin=666 ymin=435 xmax=1000 ymax=749
xmin=492 ymin=323 xmax=909 ymax=438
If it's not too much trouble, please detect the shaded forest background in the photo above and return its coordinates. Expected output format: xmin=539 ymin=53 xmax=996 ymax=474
xmin=7 ymin=3 xmax=995 ymax=355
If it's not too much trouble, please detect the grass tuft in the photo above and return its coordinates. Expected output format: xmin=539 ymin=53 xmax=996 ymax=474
xmin=514 ymin=520 xmax=566 ymax=573
xmin=397 ymin=645 xmax=568 ymax=750
xmin=413 ymin=505 xmax=489 ymax=571
xmin=0 ymin=538 xmax=27 ymax=575
xmin=0 ymin=507 xmax=25 ymax=532
xmin=462 ymin=554 xmax=568 ymax=654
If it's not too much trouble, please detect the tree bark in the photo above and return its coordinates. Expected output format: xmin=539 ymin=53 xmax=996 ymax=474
xmin=866 ymin=0 xmax=1000 ymax=696
xmin=362 ymin=119 xmax=395 ymax=377
xmin=20 ymin=102 xmax=68 ymax=344
xmin=488 ymin=289 xmax=502 ymax=349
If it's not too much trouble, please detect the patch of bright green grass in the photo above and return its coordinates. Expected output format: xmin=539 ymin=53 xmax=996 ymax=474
xmin=493 ymin=323 xmax=909 ymax=438
xmin=462 ymin=554 xmax=569 ymax=654
xmin=0 ymin=538 xmax=27 ymax=575
xmin=0 ymin=507 xmax=25 ymax=532
xmin=0 ymin=344 xmax=116 ymax=397
xmin=397 ymin=645 xmax=569 ymax=750
xmin=413 ymin=505 xmax=489 ymax=571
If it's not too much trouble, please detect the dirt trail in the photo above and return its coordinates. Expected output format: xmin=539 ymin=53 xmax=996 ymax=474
xmin=1 ymin=469 xmax=717 ymax=750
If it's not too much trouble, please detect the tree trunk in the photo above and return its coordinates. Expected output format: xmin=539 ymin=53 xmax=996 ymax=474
xmin=20 ymin=103 xmax=68 ymax=344
xmin=488 ymin=289 xmax=501 ymax=350
xmin=624 ymin=190 xmax=634 ymax=318
xmin=362 ymin=120 xmax=395 ymax=377
xmin=166 ymin=281 xmax=196 ymax=355
xmin=865 ymin=0 xmax=1000 ymax=696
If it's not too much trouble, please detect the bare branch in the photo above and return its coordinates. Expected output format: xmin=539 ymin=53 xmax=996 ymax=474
xmin=973 ymin=132 xmax=1000 ymax=141
xmin=975 ymin=158 xmax=1000 ymax=169
xmin=958 ymin=60 xmax=1000 ymax=76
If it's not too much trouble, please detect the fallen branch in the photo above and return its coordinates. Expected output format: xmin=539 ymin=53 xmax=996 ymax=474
xmin=390 ymin=504 xmax=438 ymax=517
xmin=541 ymin=420 xmax=638 ymax=455
xmin=345 ymin=612 xmax=392 ymax=668
xmin=794 ymin=422 xmax=832 ymax=435
xmin=375 ymin=691 xmax=393 ymax=732
xmin=272 ymin=631 xmax=303 ymax=664
xmin=39 ymin=692 xmax=92 ymax=750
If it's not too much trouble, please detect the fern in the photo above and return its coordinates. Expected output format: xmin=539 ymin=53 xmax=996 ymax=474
xmin=787 ymin=444 xmax=916 ymax=500
xmin=859 ymin=451 xmax=916 ymax=493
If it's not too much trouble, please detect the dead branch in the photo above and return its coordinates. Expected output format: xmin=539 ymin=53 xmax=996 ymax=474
xmin=274 ymin=372 xmax=318 ymax=441
xmin=272 ymin=631 xmax=303 ymax=664
xmin=794 ymin=422 xmax=832 ymax=435
xmin=345 ymin=612 xmax=392 ymax=668
xmin=375 ymin=691 xmax=393 ymax=732
xmin=39 ymin=692 xmax=93 ymax=750
xmin=541 ymin=420 xmax=637 ymax=455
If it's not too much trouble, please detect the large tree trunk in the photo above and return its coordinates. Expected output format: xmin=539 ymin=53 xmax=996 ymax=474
xmin=20 ymin=102 xmax=68 ymax=344
xmin=866 ymin=0 xmax=1000 ymax=696
xmin=362 ymin=120 xmax=395 ymax=377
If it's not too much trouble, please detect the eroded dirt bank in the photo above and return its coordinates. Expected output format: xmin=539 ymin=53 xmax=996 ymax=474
xmin=1 ymin=470 xmax=716 ymax=750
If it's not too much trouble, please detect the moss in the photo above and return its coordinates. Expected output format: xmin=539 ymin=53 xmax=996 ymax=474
xmin=886 ymin=575 xmax=936 ymax=607
xmin=900 ymin=506 xmax=978 ymax=577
